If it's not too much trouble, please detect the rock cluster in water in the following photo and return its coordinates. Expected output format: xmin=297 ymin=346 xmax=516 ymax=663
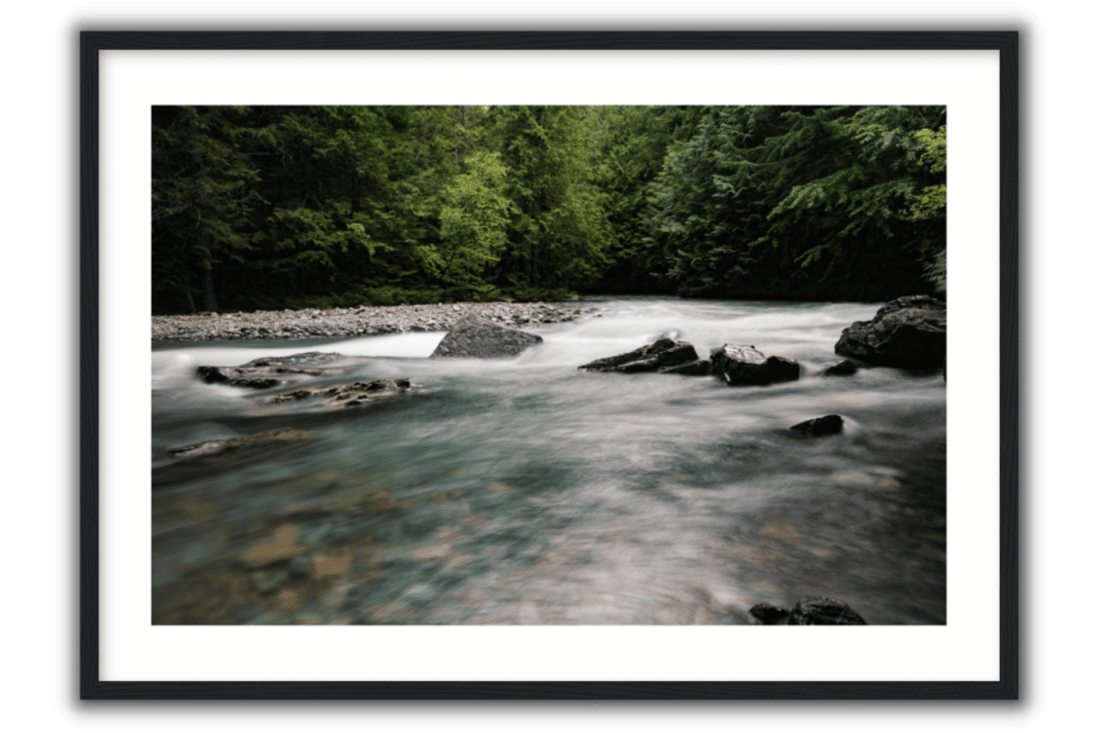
xmin=197 ymin=351 xmax=349 ymax=389
xmin=578 ymin=336 xmax=708 ymax=374
xmin=580 ymin=337 xmax=803 ymax=386
xmin=262 ymin=378 xmax=420 ymax=408
xmin=152 ymin=301 xmax=600 ymax=342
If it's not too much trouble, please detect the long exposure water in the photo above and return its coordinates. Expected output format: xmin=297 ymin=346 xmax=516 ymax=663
xmin=151 ymin=297 xmax=946 ymax=625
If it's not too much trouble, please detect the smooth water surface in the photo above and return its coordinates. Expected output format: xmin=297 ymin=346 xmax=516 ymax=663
xmin=151 ymin=298 xmax=946 ymax=625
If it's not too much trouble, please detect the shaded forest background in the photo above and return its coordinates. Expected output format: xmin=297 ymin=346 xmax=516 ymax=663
xmin=152 ymin=105 xmax=946 ymax=314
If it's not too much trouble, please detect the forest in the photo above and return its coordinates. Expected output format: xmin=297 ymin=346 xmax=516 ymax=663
xmin=152 ymin=105 xmax=946 ymax=314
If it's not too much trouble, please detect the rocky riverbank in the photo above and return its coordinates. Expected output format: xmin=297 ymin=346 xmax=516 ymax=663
xmin=152 ymin=301 xmax=601 ymax=343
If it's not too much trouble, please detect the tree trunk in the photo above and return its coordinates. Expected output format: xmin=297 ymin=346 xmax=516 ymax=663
xmin=182 ymin=266 xmax=196 ymax=313
xmin=200 ymin=262 xmax=219 ymax=312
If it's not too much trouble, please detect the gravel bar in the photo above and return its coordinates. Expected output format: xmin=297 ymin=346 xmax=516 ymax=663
xmin=152 ymin=301 xmax=602 ymax=343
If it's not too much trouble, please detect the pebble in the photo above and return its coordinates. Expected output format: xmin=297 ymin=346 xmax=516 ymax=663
xmin=152 ymin=301 xmax=601 ymax=342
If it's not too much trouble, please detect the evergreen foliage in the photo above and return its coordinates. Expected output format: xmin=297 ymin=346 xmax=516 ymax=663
xmin=151 ymin=104 xmax=946 ymax=313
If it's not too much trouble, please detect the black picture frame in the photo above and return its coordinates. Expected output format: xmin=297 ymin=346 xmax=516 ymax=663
xmin=80 ymin=30 xmax=1019 ymax=700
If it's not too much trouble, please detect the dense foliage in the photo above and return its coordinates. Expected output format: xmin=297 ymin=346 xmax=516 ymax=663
xmin=152 ymin=105 xmax=946 ymax=313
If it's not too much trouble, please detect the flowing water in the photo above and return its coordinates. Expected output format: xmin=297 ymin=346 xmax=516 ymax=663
xmin=151 ymin=297 xmax=946 ymax=625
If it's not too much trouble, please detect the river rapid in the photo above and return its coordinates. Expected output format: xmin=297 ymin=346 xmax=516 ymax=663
xmin=151 ymin=297 xmax=946 ymax=625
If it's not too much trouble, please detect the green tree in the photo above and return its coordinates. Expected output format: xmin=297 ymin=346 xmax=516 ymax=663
xmin=423 ymin=150 xmax=515 ymax=295
xmin=488 ymin=106 xmax=611 ymax=296
xmin=152 ymin=105 xmax=260 ymax=312
xmin=644 ymin=105 xmax=946 ymax=300
xmin=902 ymin=125 xmax=947 ymax=292
xmin=590 ymin=105 xmax=704 ymax=293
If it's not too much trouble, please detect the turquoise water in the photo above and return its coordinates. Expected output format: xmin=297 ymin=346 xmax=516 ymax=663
xmin=151 ymin=298 xmax=946 ymax=625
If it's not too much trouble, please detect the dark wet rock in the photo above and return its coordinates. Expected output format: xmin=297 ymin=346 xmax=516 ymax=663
xmin=835 ymin=295 xmax=946 ymax=367
xmin=788 ymin=597 xmax=867 ymax=625
xmin=790 ymin=414 xmax=844 ymax=436
xmin=658 ymin=358 xmax=713 ymax=376
xmin=196 ymin=365 xmax=345 ymax=389
xmin=166 ymin=427 xmax=311 ymax=459
xmin=197 ymin=352 xmax=348 ymax=389
xmin=711 ymin=345 xmax=801 ymax=386
xmin=579 ymin=336 xmax=699 ymax=373
xmin=749 ymin=603 xmax=790 ymax=625
xmin=263 ymin=378 xmax=421 ymax=409
xmin=750 ymin=597 xmax=867 ymax=625
xmin=822 ymin=359 xmax=860 ymax=376
xmin=430 ymin=314 xmax=543 ymax=358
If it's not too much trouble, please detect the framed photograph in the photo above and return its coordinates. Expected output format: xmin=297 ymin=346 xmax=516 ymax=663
xmin=81 ymin=31 xmax=1018 ymax=699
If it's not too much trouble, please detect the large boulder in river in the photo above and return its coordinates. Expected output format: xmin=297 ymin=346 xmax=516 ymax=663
xmin=711 ymin=345 xmax=800 ymax=386
xmin=579 ymin=336 xmax=701 ymax=373
xmin=835 ymin=295 xmax=946 ymax=367
xmin=430 ymin=314 xmax=542 ymax=358
xmin=750 ymin=597 xmax=867 ymax=625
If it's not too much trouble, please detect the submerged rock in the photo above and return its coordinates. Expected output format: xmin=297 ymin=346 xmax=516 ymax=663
xmin=430 ymin=314 xmax=543 ymax=358
xmin=750 ymin=597 xmax=867 ymax=625
xmin=579 ymin=336 xmax=701 ymax=373
xmin=155 ymin=428 xmax=313 ymax=488
xmin=711 ymin=345 xmax=801 ymax=386
xmin=166 ymin=427 xmax=311 ymax=459
xmin=263 ymin=378 xmax=421 ymax=409
xmin=835 ymin=295 xmax=946 ymax=367
xmin=790 ymin=414 xmax=844 ymax=436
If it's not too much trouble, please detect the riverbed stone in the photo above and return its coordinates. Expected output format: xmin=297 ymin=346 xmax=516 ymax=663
xmin=711 ymin=345 xmax=801 ymax=386
xmin=430 ymin=314 xmax=543 ymax=358
xmin=286 ymin=556 xmax=313 ymax=579
xmin=239 ymin=524 xmax=306 ymax=569
xmin=153 ymin=302 xmax=600 ymax=342
xmin=835 ymin=295 xmax=946 ymax=367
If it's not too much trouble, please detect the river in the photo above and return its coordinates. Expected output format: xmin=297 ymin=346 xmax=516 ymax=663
xmin=151 ymin=297 xmax=946 ymax=625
